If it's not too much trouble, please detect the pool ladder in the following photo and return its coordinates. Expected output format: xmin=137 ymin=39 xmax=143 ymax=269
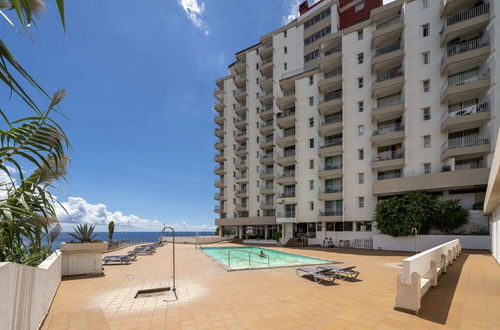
xmin=227 ymin=250 xmax=270 ymax=268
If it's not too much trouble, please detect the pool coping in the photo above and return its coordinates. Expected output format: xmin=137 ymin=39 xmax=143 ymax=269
xmin=200 ymin=245 xmax=338 ymax=272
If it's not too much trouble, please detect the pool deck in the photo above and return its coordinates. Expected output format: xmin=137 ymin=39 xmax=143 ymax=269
xmin=42 ymin=243 xmax=500 ymax=329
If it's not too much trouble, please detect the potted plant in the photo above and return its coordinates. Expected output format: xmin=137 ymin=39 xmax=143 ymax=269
xmin=60 ymin=223 xmax=108 ymax=276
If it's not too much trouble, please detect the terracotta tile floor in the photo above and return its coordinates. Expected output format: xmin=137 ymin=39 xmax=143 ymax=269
xmin=41 ymin=243 xmax=500 ymax=329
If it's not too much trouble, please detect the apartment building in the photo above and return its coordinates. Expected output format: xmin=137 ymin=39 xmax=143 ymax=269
xmin=213 ymin=0 xmax=499 ymax=246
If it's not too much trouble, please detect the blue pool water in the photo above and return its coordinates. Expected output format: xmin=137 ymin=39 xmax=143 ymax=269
xmin=202 ymin=246 xmax=331 ymax=270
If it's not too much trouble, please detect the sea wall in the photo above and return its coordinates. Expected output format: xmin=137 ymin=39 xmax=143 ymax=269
xmin=162 ymin=236 xmax=231 ymax=244
xmin=372 ymin=235 xmax=490 ymax=252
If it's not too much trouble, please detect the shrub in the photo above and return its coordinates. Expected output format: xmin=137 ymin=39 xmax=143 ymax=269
xmin=273 ymin=231 xmax=282 ymax=242
xmin=432 ymin=199 xmax=469 ymax=234
xmin=69 ymin=223 xmax=97 ymax=243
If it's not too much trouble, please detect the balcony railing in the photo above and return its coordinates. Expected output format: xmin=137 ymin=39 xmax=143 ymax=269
xmin=321 ymin=187 xmax=343 ymax=194
xmin=441 ymin=100 xmax=490 ymax=123
xmin=373 ymin=150 xmax=404 ymax=162
xmin=234 ymin=102 xmax=246 ymax=110
xmin=373 ymin=123 xmax=404 ymax=136
xmin=319 ymin=210 xmax=343 ymax=216
xmin=260 ymin=201 xmax=274 ymax=207
xmin=441 ymin=36 xmax=490 ymax=65
xmin=260 ymin=169 xmax=274 ymax=176
xmin=260 ymin=89 xmax=273 ymax=98
xmin=261 ymin=73 xmax=273 ymax=81
xmin=282 ymin=88 xmax=295 ymax=97
xmin=320 ymin=138 xmax=342 ymax=148
xmin=236 ymin=203 xmax=248 ymax=209
xmin=235 ymin=174 xmax=247 ymax=180
xmin=214 ymin=179 xmax=224 ymax=185
xmin=441 ymin=134 xmax=490 ymax=152
xmin=260 ymin=42 xmax=273 ymax=50
xmin=374 ymin=67 xmax=403 ymax=84
xmin=233 ymin=88 xmax=246 ymax=96
xmin=322 ymin=90 xmax=342 ymax=102
xmin=322 ymin=113 xmax=342 ymax=125
xmin=235 ymin=73 xmax=246 ymax=80
xmin=236 ymin=146 xmax=247 ymax=152
xmin=260 ymin=105 xmax=273 ymax=113
xmin=324 ymin=67 xmax=342 ymax=79
xmin=214 ymin=192 xmax=224 ymax=198
xmin=277 ymin=211 xmax=296 ymax=218
xmin=235 ymin=116 xmax=247 ymax=123
xmin=279 ymin=170 xmax=295 ymax=178
xmin=236 ymin=130 xmax=247 ymax=137
xmin=262 ymin=184 xmax=274 ymax=190
xmin=281 ymin=63 xmax=317 ymax=80
xmin=261 ymin=57 xmax=273 ymax=66
xmin=214 ymin=166 xmax=224 ymax=172
xmin=282 ymin=150 xmax=296 ymax=158
xmin=323 ymin=45 xmax=342 ymax=57
xmin=214 ymin=206 xmax=222 ymax=212
xmin=261 ymin=153 xmax=274 ymax=159
xmin=278 ymin=192 xmax=296 ymax=198
xmin=441 ymin=69 xmax=490 ymax=91
xmin=262 ymin=136 xmax=274 ymax=143
xmin=321 ymin=163 xmax=342 ymax=171
xmin=236 ymin=160 xmax=247 ymax=167
xmin=440 ymin=4 xmax=490 ymax=34
xmin=277 ymin=108 xmax=295 ymax=119
xmin=377 ymin=171 xmax=403 ymax=181
xmin=261 ymin=121 xmax=273 ymax=128
xmin=376 ymin=15 xmax=402 ymax=30
xmin=374 ymin=40 xmax=403 ymax=57
xmin=375 ymin=94 xmax=403 ymax=109
xmin=236 ymin=189 xmax=247 ymax=195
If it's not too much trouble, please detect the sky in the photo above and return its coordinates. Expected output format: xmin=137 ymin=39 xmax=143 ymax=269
xmin=0 ymin=0 xmax=317 ymax=232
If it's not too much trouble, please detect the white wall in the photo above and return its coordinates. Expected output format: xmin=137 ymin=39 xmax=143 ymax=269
xmin=491 ymin=207 xmax=500 ymax=263
xmin=373 ymin=234 xmax=490 ymax=252
xmin=162 ymin=236 xmax=231 ymax=244
xmin=0 ymin=251 xmax=61 ymax=330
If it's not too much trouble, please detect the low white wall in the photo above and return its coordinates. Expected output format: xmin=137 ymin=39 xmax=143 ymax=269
xmin=0 ymin=250 xmax=62 ymax=330
xmin=491 ymin=208 xmax=500 ymax=264
xmin=373 ymin=234 xmax=490 ymax=252
xmin=162 ymin=236 xmax=231 ymax=244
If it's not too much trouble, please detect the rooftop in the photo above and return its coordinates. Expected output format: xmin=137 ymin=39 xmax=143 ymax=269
xmin=42 ymin=243 xmax=499 ymax=329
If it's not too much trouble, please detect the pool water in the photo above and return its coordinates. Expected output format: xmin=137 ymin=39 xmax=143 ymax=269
xmin=201 ymin=246 xmax=331 ymax=270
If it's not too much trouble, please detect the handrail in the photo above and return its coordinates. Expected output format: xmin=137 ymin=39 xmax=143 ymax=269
xmin=375 ymin=94 xmax=403 ymax=109
xmin=324 ymin=45 xmax=342 ymax=56
xmin=260 ymin=89 xmax=273 ymax=98
xmin=376 ymin=15 xmax=402 ymax=30
xmin=324 ymin=66 xmax=342 ymax=79
xmin=374 ymin=40 xmax=403 ymax=57
xmin=261 ymin=57 xmax=273 ymax=66
xmin=441 ymin=69 xmax=490 ymax=91
xmin=322 ymin=113 xmax=342 ymax=125
xmin=441 ymin=100 xmax=490 ymax=123
xmin=227 ymin=250 xmax=270 ymax=268
xmin=373 ymin=123 xmax=404 ymax=136
xmin=373 ymin=150 xmax=404 ymax=161
xmin=441 ymin=134 xmax=489 ymax=152
xmin=320 ymin=138 xmax=342 ymax=148
xmin=441 ymin=4 xmax=489 ymax=32
xmin=281 ymin=64 xmax=317 ymax=80
xmin=374 ymin=67 xmax=403 ymax=84
xmin=261 ymin=121 xmax=273 ymax=128
xmin=322 ymin=89 xmax=342 ymax=102
xmin=441 ymin=36 xmax=489 ymax=65
xmin=320 ymin=210 xmax=343 ymax=216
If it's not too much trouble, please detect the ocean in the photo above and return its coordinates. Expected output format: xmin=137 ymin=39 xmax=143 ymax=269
xmin=53 ymin=231 xmax=216 ymax=248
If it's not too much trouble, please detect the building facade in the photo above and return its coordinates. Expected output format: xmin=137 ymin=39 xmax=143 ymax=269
xmin=213 ymin=0 xmax=499 ymax=246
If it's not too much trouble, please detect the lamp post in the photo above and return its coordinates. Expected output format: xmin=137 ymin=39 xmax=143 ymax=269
xmin=411 ymin=227 xmax=418 ymax=255
xmin=160 ymin=226 xmax=177 ymax=299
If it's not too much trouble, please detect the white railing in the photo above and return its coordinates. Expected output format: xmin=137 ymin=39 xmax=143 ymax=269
xmin=376 ymin=15 xmax=402 ymax=30
xmin=375 ymin=93 xmax=403 ymax=109
xmin=441 ymin=134 xmax=489 ymax=152
xmin=281 ymin=64 xmax=317 ymax=80
xmin=374 ymin=67 xmax=403 ymax=84
xmin=322 ymin=89 xmax=342 ymax=102
xmin=373 ymin=150 xmax=404 ymax=162
xmin=320 ymin=138 xmax=342 ymax=148
xmin=374 ymin=40 xmax=403 ymax=57
xmin=324 ymin=66 xmax=342 ymax=79
xmin=322 ymin=113 xmax=342 ymax=125
xmin=373 ymin=123 xmax=404 ymax=136
xmin=441 ymin=100 xmax=490 ymax=123
xmin=441 ymin=69 xmax=490 ymax=91
xmin=441 ymin=36 xmax=490 ymax=65
xmin=323 ymin=45 xmax=342 ymax=56
xmin=320 ymin=163 xmax=342 ymax=171
xmin=260 ymin=89 xmax=273 ymax=98
xmin=441 ymin=3 xmax=489 ymax=34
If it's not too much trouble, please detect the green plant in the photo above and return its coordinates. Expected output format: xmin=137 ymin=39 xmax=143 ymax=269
xmin=69 ymin=223 xmax=97 ymax=243
xmin=273 ymin=231 xmax=282 ymax=242
xmin=432 ymin=199 xmax=469 ymax=234
xmin=472 ymin=201 xmax=484 ymax=210
xmin=468 ymin=224 xmax=489 ymax=235
xmin=108 ymin=221 xmax=115 ymax=242
xmin=244 ymin=233 xmax=250 ymax=240
xmin=375 ymin=192 xmax=438 ymax=237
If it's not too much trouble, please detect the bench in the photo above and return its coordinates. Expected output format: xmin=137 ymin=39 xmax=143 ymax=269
xmin=394 ymin=239 xmax=462 ymax=314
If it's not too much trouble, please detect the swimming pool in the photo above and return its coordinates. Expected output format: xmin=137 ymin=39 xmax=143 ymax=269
xmin=201 ymin=246 xmax=331 ymax=270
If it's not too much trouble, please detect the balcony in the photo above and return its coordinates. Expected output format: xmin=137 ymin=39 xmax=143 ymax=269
xmin=372 ymin=123 xmax=405 ymax=146
xmin=372 ymin=95 xmax=404 ymax=122
xmin=319 ymin=187 xmax=343 ymax=201
xmin=234 ymin=73 xmax=247 ymax=88
xmin=260 ymin=169 xmax=274 ymax=180
xmin=260 ymin=185 xmax=275 ymax=195
xmin=276 ymin=150 xmax=296 ymax=165
xmin=441 ymin=134 xmax=490 ymax=160
xmin=276 ymin=130 xmax=296 ymax=148
xmin=234 ymin=116 xmax=247 ymax=129
xmin=441 ymin=69 xmax=490 ymax=104
xmin=318 ymin=113 xmax=342 ymax=136
xmin=214 ymin=127 xmax=224 ymax=138
xmin=214 ymin=205 xmax=223 ymax=214
xmin=259 ymin=57 xmax=273 ymax=75
xmin=259 ymin=136 xmax=274 ymax=149
xmin=276 ymin=211 xmax=297 ymax=224
xmin=235 ymin=203 xmax=248 ymax=212
xmin=318 ymin=45 xmax=342 ymax=72
xmin=280 ymin=63 xmax=316 ymax=90
xmin=235 ymin=145 xmax=248 ymax=157
xmin=235 ymin=130 xmax=247 ymax=143
xmin=235 ymin=175 xmax=248 ymax=184
xmin=233 ymin=87 xmax=247 ymax=102
xmin=234 ymin=103 xmax=248 ymax=116
xmin=318 ymin=164 xmax=343 ymax=179
xmin=441 ymin=36 xmax=490 ymax=75
xmin=214 ymin=152 xmax=224 ymax=163
xmin=214 ymin=166 xmax=225 ymax=175
xmin=372 ymin=68 xmax=404 ymax=98
xmin=259 ymin=104 xmax=274 ymax=120
xmin=259 ymin=73 xmax=273 ymax=90
xmin=276 ymin=88 xmax=295 ymax=110
xmin=372 ymin=41 xmax=404 ymax=73
xmin=259 ymin=42 xmax=273 ymax=59
xmin=214 ymin=100 xmax=225 ymax=113
xmin=318 ymin=138 xmax=342 ymax=157
xmin=373 ymin=167 xmax=490 ymax=195
xmin=440 ymin=0 xmax=473 ymax=17
xmin=214 ymin=192 xmax=225 ymax=201
xmin=260 ymin=201 xmax=275 ymax=210
xmin=441 ymin=101 xmax=490 ymax=132
xmin=259 ymin=121 xmax=274 ymax=135
xmin=214 ymin=179 xmax=224 ymax=188
xmin=319 ymin=90 xmax=342 ymax=115
xmin=233 ymin=60 xmax=246 ymax=74
xmin=235 ymin=189 xmax=248 ymax=198
xmin=318 ymin=67 xmax=342 ymax=94
xmin=214 ymin=87 xmax=224 ymax=99
xmin=259 ymin=89 xmax=274 ymax=105
xmin=372 ymin=150 xmax=405 ymax=169
xmin=276 ymin=108 xmax=296 ymax=129
xmin=276 ymin=170 xmax=296 ymax=185
xmin=440 ymin=4 xmax=490 ymax=46
xmin=260 ymin=153 xmax=274 ymax=165
xmin=214 ymin=140 xmax=225 ymax=151
xmin=214 ymin=114 xmax=224 ymax=126
xmin=276 ymin=192 xmax=296 ymax=205
xmin=318 ymin=210 xmax=343 ymax=221
xmin=372 ymin=16 xmax=404 ymax=48
xmin=235 ymin=160 xmax=247 ymax=170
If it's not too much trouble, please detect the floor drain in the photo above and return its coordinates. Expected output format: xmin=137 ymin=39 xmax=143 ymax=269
xmin=134 ymin=287 xmax=171 ymax=298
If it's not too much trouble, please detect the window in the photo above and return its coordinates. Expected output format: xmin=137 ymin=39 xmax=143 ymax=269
xmin=423 ymin=0 xmax=429 ymax=9
xmin=357 ymin=53 xmax=364 ymax=64
xmin=309 ymin=97 xmax=314 ymax=106
xmin=309 ymin=180 xmax=314 ymax=190
xmin=358 ymin=101 xmax=364 ymax=112
xmin=358 ymin=149 xmax=364 ymax=160
xmin=357 ymin=30 xmax=363 ymax=40
xmin=304 ymin=26 xmax=332 ymax=46
xmin=355 ymin=1 xmax=364 ymax=12
xmin=310 ymin=201 xmax=314 ymax=211
xmin=423 ymin=107 xmax=431 ymax=120
xmin=304 ymin=8 xmax=331 ymax=29
xmin=309 ymin=76 xmax=314 ymax=85
xmin=422 ymin=24 xmax=430 ymax=37
xmin=256 ymin=136 xmax=259 ymax=143
xmin=284 ymin=30 xmax=287 ymax=38
xmin=284 ymin=62 xmax=287 ymax=70
xmin=309 ymin=159 xmax=314 ymax=169
xmin=309 ymin=138 xmax=314 ymax=148
xmin=358 ymin=77 xmax=364 ymax=88
xmin=309 ymin=117 xmax=314 ymax=127
xmin=358 ymin=125 xmax=364 ymax=136
xmin=424 ymin=163 xmax=431 ymax=174
xmin=423 ymin=135 xmax=431 ymax=148
xmin=256 ymin=63 xmax=259 ymax=70
xmin=423 ymin=80 xmax=430 ymax=93
xmin=284 ymin=46 xmax=287 ymax=54
xmin=256 ymin=195 xmax=260 ymax=202
xmin=422 ymin=52 xmax=430 ymax=65
xmin=358 ymin=197 xmax=365 ymax=208
xmin=256 ymin=180 xmax=259 ymax=188
xmin=358 ymin=173 xmax=364 ymax=184
xmin=304 ymin=50 xmax=320 ymax=63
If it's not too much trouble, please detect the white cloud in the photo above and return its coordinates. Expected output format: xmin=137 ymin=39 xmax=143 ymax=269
xmin=282 ymin=0 xmax=323 ymax=25
xmin=56 ymin=196 xmax=214 ymax=231
xmin=178 ymin=0 xmax=210 ymax=35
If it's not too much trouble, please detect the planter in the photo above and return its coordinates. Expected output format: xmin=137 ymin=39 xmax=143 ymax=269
xmin=61 ymin=242 xmax=108 ymax=276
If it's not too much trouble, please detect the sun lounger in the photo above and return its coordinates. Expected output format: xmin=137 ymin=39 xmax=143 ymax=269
xmin=317 ymin=265 xmax=360 ymax=280
xmin=103 ymin=255 xmax=131 ymax=264
xmin=296 ymin=267 xmax=336 ymax=284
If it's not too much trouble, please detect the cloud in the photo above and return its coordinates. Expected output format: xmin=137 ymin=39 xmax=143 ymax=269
xmin=282 ymin=0 xmax=303 ymax=25
xmin=178 ymin=0 xmax=210 ymax=35
xmin=56 ymin=196 xmax=214 ymax=231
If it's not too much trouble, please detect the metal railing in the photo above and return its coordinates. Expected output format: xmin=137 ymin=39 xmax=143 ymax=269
xmin=236 ymin=130 xmax=247 ymax=137
xmin=262 ymin=136 xmax=274 ymax=143
xmin=324 ymin=66 xmax=342 ymax=79
xmin=441 ymin=100 xmax=490 ymax=123
xmin=227 ymin=249 xmax=270 ymax=268
xmin=261 ymin=184 xmax=274 ymax=190
xmin=322 ymin=113 xmax=342 ymax=125
xmin=235 ymin=174 xmax=247 ymax=180
xmin=214 ymin=206 xmax=222 ymax=212
xmin=377 ymin=170 xmax=402 ymax=180
xmin=260 ymin=169 xmax=274 ymax=176
xmin=236 ymin=145 xmax=247 ymax=152
xmin=277 ymin=211 xmax=296 ymax=218
xmin=282 ymin=88 xmax=295 ymax=97
xmin=234 ymin=102 xmax=246 ymax=110
xmin=277 ymin=109 xmax=295 ymax=119
xmin=281 ymin=63 xmax=317 ymax=80
xmin=235 ymin=189 xmax=247 ymax=195
xmin=261 ymin=121 xmax=273 ymax=128
xmin=321 ymin=163 xmax=342 ymax=171
xmin=260 ymin=201 xmax=274 ymax=207
xmin=322 ymin=89 xmax=342 ymax=102
xmin=441 ymin=3 xmax=490 ymax=34
xmin=260 ymin=89 xmax=273 ymax=98
xmin=376 ymin=15 xmax=402 ymax=30
xmin=442 ymin=69 xmax=490 ymax=91
xmin=320 ymin=138 xmax=342 ymax=148
xmin=373 ymin=150 xmax=404 ymax=162
xmin=235 ymin=116 xmax=247 ymax=123
xmin=235 ymin=73 xmax=246 ymax=80
xmin=278 ymin=191 xmax=296 ymax=198
xmin=374 ymin=67 xmax=403 ymax=84
xmin=277 ymin=129 xmax=296 ymax=139
xmin=441 ymin=36 xmax=490 ymax=65
xmin=319 ymin=210 xmax=343 ymax=216
xmin=233 ymin=88 xmax=246 ymax=95
xmin=279 ymin=170 xmax=295 ymax=178
xmin=261 ymin=73 xmax=273 ymax=82
xmin=235 ymin=203 xmax=248 ymax=209
xmin=373 ymin=123 xmax=404 ymax=136
xmin=261 ymin=153 xmax=274 ymax=159
xmin=279 ymin=150 xmax=296 ymax=158
xmin=375 ymin=94 xmax=403 ymax=109
xmin=260 ymin=105 xmax=273 ymax=113
xmin=323 ymin=45 xmax=342 ymax=56
xmin=214 ymin=166 xmax=224 ymax=172
xmin=214 ymin=192 xmax=224 ymax=199
xmin=260 ymin=42 xmax=273 ymax=50
xmin=235 ymin=160 xmax=247 ymax=167
xmin=261 ymin=57 xmax=273 ymax=66
xmin=441 ymin=134 xmax=490 ymax=152
xmin=374 ymin=40 xmax=403 ymax=57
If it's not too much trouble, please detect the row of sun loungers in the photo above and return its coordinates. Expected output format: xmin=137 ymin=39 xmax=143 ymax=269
xmin=296 ymin=265 xmax=360 ymax=284
xmin=102 ymin=242 xmax=162 ymax=265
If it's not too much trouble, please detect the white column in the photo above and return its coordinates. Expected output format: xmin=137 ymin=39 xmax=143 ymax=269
xmin=264 ymin=225 xmax=268 ymax=239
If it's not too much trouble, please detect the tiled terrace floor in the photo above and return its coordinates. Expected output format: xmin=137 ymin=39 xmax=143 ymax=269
xmin=42 ymin=243 xmax=499 ymax=329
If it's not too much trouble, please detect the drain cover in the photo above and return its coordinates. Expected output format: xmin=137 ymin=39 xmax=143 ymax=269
xmin=135 ymin=287 xmax=171 ymax=298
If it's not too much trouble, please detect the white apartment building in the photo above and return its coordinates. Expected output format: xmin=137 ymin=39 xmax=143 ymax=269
xmin=213 ymin=0 xmax=499 ymax=246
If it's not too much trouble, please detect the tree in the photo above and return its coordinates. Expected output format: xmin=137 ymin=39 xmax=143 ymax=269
xmin=433 ymin=199 xmax=469 ymax=234
xmin=375 ymin=192 xmax=438 ymax=237
xmin=108 ymin=221 xmax=115 ymax=242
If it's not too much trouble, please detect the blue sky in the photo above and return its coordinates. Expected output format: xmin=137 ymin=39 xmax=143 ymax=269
xmin=0 ymin=0 xmax=309 ymax=231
